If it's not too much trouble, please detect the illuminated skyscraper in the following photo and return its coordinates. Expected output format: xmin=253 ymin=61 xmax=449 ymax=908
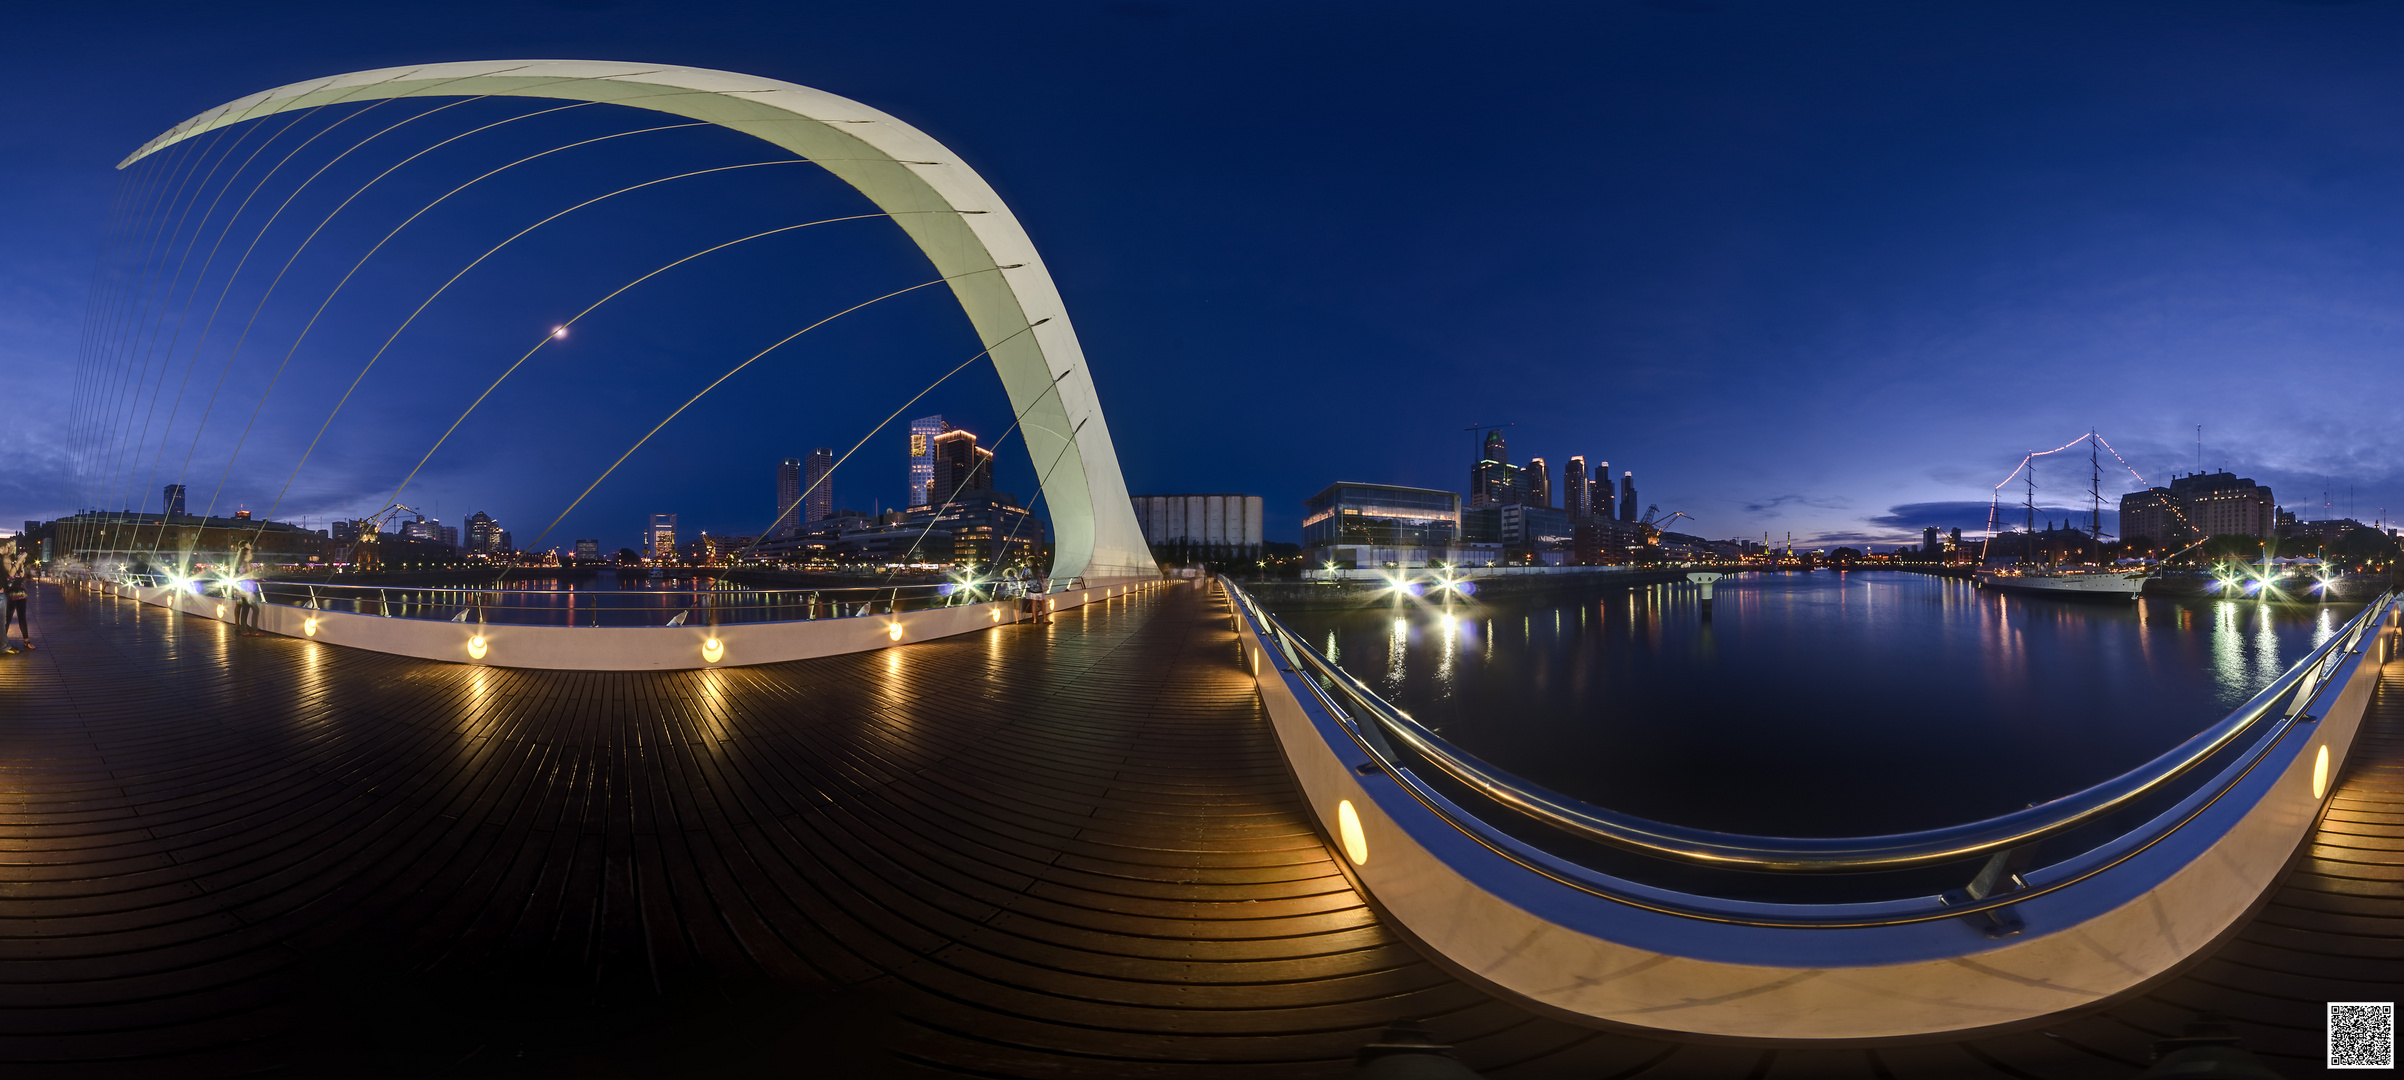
xmin=649 ymin=514 xmax=677 ymax=560
xmin=804 ymin=447 xmax=835 ymax=524
xmin=1470 ymin=429 xmax=1516 ymax=508
xmin=1524 ymin=457 xmax=1551 ymax=508
xmin=1619 ymin=471 xmax=1639 ymax=523
xmin=162 ymin=484 xmax=186 ymax=517
xmin=1563 ymin=456 xmax=1589 ymax=518
xmin=1593 ymin=461 xmax=1613 ymax=520
xmin=908 ymin=415 xmax=951 ymax=508
xmin=928 ymin=429 xmax=994 ymax=505
xmin=776 ymin=458 xmax=803 ymax=539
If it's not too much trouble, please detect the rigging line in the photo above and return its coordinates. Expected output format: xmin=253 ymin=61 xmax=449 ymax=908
xmin=68 ymin=142 xmax=181 ymax=520
xmin=228 ymin=122 xmax=717 ymax=544
xmin=993 ymin=415 xmax=1097 ymax=587
xmin=109 ymin=102 xmax=372 ymax=570
xmin=79 ymin=117 xmax=263 ymax=507
xmin=198 ymin=100 xmax=597 ymax=522
xmin=526 ymin=269 xmax=1020 ymax=555
xmin=79 ymin=136 xmax=209 ymax=513
xmin=376 ymin=198 xmax=893 ymax=516
xmin=878 ymin=366 xmax=1079 ymax=591
xmin=175 ymin=100 xmax=439 ymax=527
xmin=734 ymin=320 xmax=1049 ymax=562
xmin=106 ymin=126 xmax=277 ymax=531
xmin=101 ymin=110 xmax=372 ymax=572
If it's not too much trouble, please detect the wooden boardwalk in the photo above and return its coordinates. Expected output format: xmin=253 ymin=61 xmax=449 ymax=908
xmin=0 ymin=581 xmax=2393 ymax=1078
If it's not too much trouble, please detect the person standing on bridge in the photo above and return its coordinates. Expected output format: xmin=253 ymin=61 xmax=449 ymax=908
xmin=2 ymin=540 xmax=32 ymax=653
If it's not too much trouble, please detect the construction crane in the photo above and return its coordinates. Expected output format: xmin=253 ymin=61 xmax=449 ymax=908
xmin=347 ymin=503 xmax=430 ymax=573
xmin=1635 ymin=505 xmax=1693 ymax=547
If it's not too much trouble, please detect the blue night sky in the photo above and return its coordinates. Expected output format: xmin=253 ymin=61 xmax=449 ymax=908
xmin=7 ymin=1 xmax=2404 ymax=553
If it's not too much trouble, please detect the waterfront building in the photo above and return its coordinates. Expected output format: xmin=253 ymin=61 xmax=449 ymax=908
xmin=2117 ymin=471 xmax=2276 ymax=549
xmin=1563 ymin=456 xmax=1589 ymax=518
xmin=1470 ymin=429 xmax=1516 ymax=508
xmin=1501 ymin=503 xmax=1573 ymax=561
xmin=776 ymin=457 xmax=803 ymax=539
xmin=1305 ymin=482 xmax=1462 ymax=568
xmin=30 ymin=510 xmax=324 ymax=571
xmin=1593 ymin=461 xmax=1614 ymax=521
xmin=162 ymin=484 xmax=186 ymax=517
xmin=1619 ymin=472 xmax=1639 ymax=522
xmin=648 ymin=513 xmax=678 ymax=561
xmin=573 ymin=538 xmax=600 ymax=562
xmin=1523 ymin=457 xmax=1551 ymax=509
xmin=772 ymin=494 xmax=1046 ymax=569
xmin=401 ymin=516 xmax=444 ymax=544
xmin=804 ymin=447 xmax=835 ymax=524
xmin=1132 ymin=494 xmax=1265 ymax=564
xmin=908 ymin=415 xmax=950 ymax=508
xmin=1923 ymin=527 xmax=1940 ymax=554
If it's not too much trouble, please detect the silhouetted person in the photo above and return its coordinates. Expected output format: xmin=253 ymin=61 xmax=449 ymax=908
xmin=2 ymin=542 xmax=32 ymax=653
xmin=229 ymin=541 xmax=262 ymax=636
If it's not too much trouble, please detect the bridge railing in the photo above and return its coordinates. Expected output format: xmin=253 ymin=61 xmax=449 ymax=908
xmin=224 ymin=579 xmax=1019 ymax=628
xmin=1225 ymin=577 xmax=2395 ymax=928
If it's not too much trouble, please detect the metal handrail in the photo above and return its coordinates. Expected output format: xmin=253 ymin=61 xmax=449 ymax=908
xmin=1229 ymin=577 xmax=2393 ymax=873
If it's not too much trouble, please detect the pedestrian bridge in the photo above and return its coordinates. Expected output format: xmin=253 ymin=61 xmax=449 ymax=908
xmin=4 ymin=577 xmax=2398 ymax=1077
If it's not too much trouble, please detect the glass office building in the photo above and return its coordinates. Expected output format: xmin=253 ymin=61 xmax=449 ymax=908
xmin=1303 ymin=482 xmax=1463 ymax=566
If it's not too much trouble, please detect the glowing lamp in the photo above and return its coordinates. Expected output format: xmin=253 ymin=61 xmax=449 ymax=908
xmin=2313 ymin=744 xmax=2330 ymax=800
xmin=467 ymin=635 xmax=488 ymax=660
xmin=887 ymin=622 xmax=904 ymax=641
xmin=991 ymin=608 xmax=1002 ymax=622
xmin=303 ymin=617 xmax=318 ymax=637
xmin=701 ymin=638 xmax=724 ymax=664
xmin=1337 ymin=799 xmax=1369 ymax=866
xmin=215 ymin=604 xmax=226 ymax=618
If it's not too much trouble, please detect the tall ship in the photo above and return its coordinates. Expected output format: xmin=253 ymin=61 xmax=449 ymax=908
xmin=1977 ymin=433 xmax=2151 ymax=601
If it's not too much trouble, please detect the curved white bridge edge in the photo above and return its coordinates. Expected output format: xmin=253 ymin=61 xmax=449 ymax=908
xmin=1229 ymin=580 xmax=2398 ymax=1041
xmin=120 ymin=60 xmax=1156 ymax=587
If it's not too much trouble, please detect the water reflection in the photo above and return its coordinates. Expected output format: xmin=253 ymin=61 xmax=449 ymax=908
xmin=1271 ymin=571 xmax=2354 ymax=836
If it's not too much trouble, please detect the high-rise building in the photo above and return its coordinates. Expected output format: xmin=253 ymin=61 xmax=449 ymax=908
xmin=928 ymin=428 xmax=994 ymax=505
xmin=402 ymin=515 xmax=443 ymax=543
xmin=1593 ymin=461 xmax=1613 ymax=521
xmin=466 ymin=512 xmax=506 ymax=554
xmin=648 ymin=513 xmax=678 ymax=561
xmin=1134 ymin=494 xmax=1267 ymax=563
xmin=162 ymin=484 xmax=186 ymax=517
xmin=908 ymin=415 xmax=951 ymax=508
xmin=1563 ymin=456 xmax=1589 ymax=518
xmin=804 ymin=447 xmax=835 ymax=524
xmin=776 ymin=457 xmax=803 ymax=539
xmin=1524 ymin=457 xmax=1551 ymax=508
xmin=1470 ymin=429 xmax=1517 ymax=508
xmin=1619 ymin=472 xmax=1639 ymax=523
xmin=573 ymin=539 xmax=599 ymax=561
xmin=1923 ymin=526 xmax=1940 ymax=553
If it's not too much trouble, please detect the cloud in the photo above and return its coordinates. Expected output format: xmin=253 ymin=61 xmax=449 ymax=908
xmin=1866 ymin=501 xmax=2113 ymax=533
xmin=1744 ymin=493 xmax=1851 ymax=517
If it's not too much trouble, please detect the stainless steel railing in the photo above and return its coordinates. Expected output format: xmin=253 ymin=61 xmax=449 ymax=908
xmin=1227 ymin=577 xmax=2392 ymax=907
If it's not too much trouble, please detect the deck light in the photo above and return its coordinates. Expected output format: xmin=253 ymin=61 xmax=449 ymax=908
xmin=887 ymin=622 xmax=905 ymax=641
xmin=303 ymin=617 xmax=318 ymax=637
xmin=467 ymin=635 xmax=488 ymax=660
xmin=702 ymin=637 xmax=724 ymax=663
xmin=1337 ymin=799 xmax=1369 ymax=866
xmin=2313 ymin=744 xmax=2330 ymax=800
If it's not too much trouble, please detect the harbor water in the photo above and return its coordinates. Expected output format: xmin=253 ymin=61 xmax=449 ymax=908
xmin=1267 ymin=570 xmax=2357 ymax=836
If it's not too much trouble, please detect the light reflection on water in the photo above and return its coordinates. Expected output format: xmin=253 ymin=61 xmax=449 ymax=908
xmin=1271 ymin=570 xmax=2356 ymax=836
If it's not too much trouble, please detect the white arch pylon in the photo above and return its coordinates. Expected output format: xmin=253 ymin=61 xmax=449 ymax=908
xmin=120 ymin=59 xmax=1156 ymax=587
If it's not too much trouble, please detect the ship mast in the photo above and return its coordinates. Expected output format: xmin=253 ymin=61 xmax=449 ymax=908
xmin=2025 ymin=452 xmax=2037 ymax=565
xmin=2089 ymin=431 xmax=2103 ymax=559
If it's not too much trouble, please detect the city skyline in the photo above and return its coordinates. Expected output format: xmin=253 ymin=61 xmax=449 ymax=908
xmin=8 ymin=4 xmax=2404 ymax=552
